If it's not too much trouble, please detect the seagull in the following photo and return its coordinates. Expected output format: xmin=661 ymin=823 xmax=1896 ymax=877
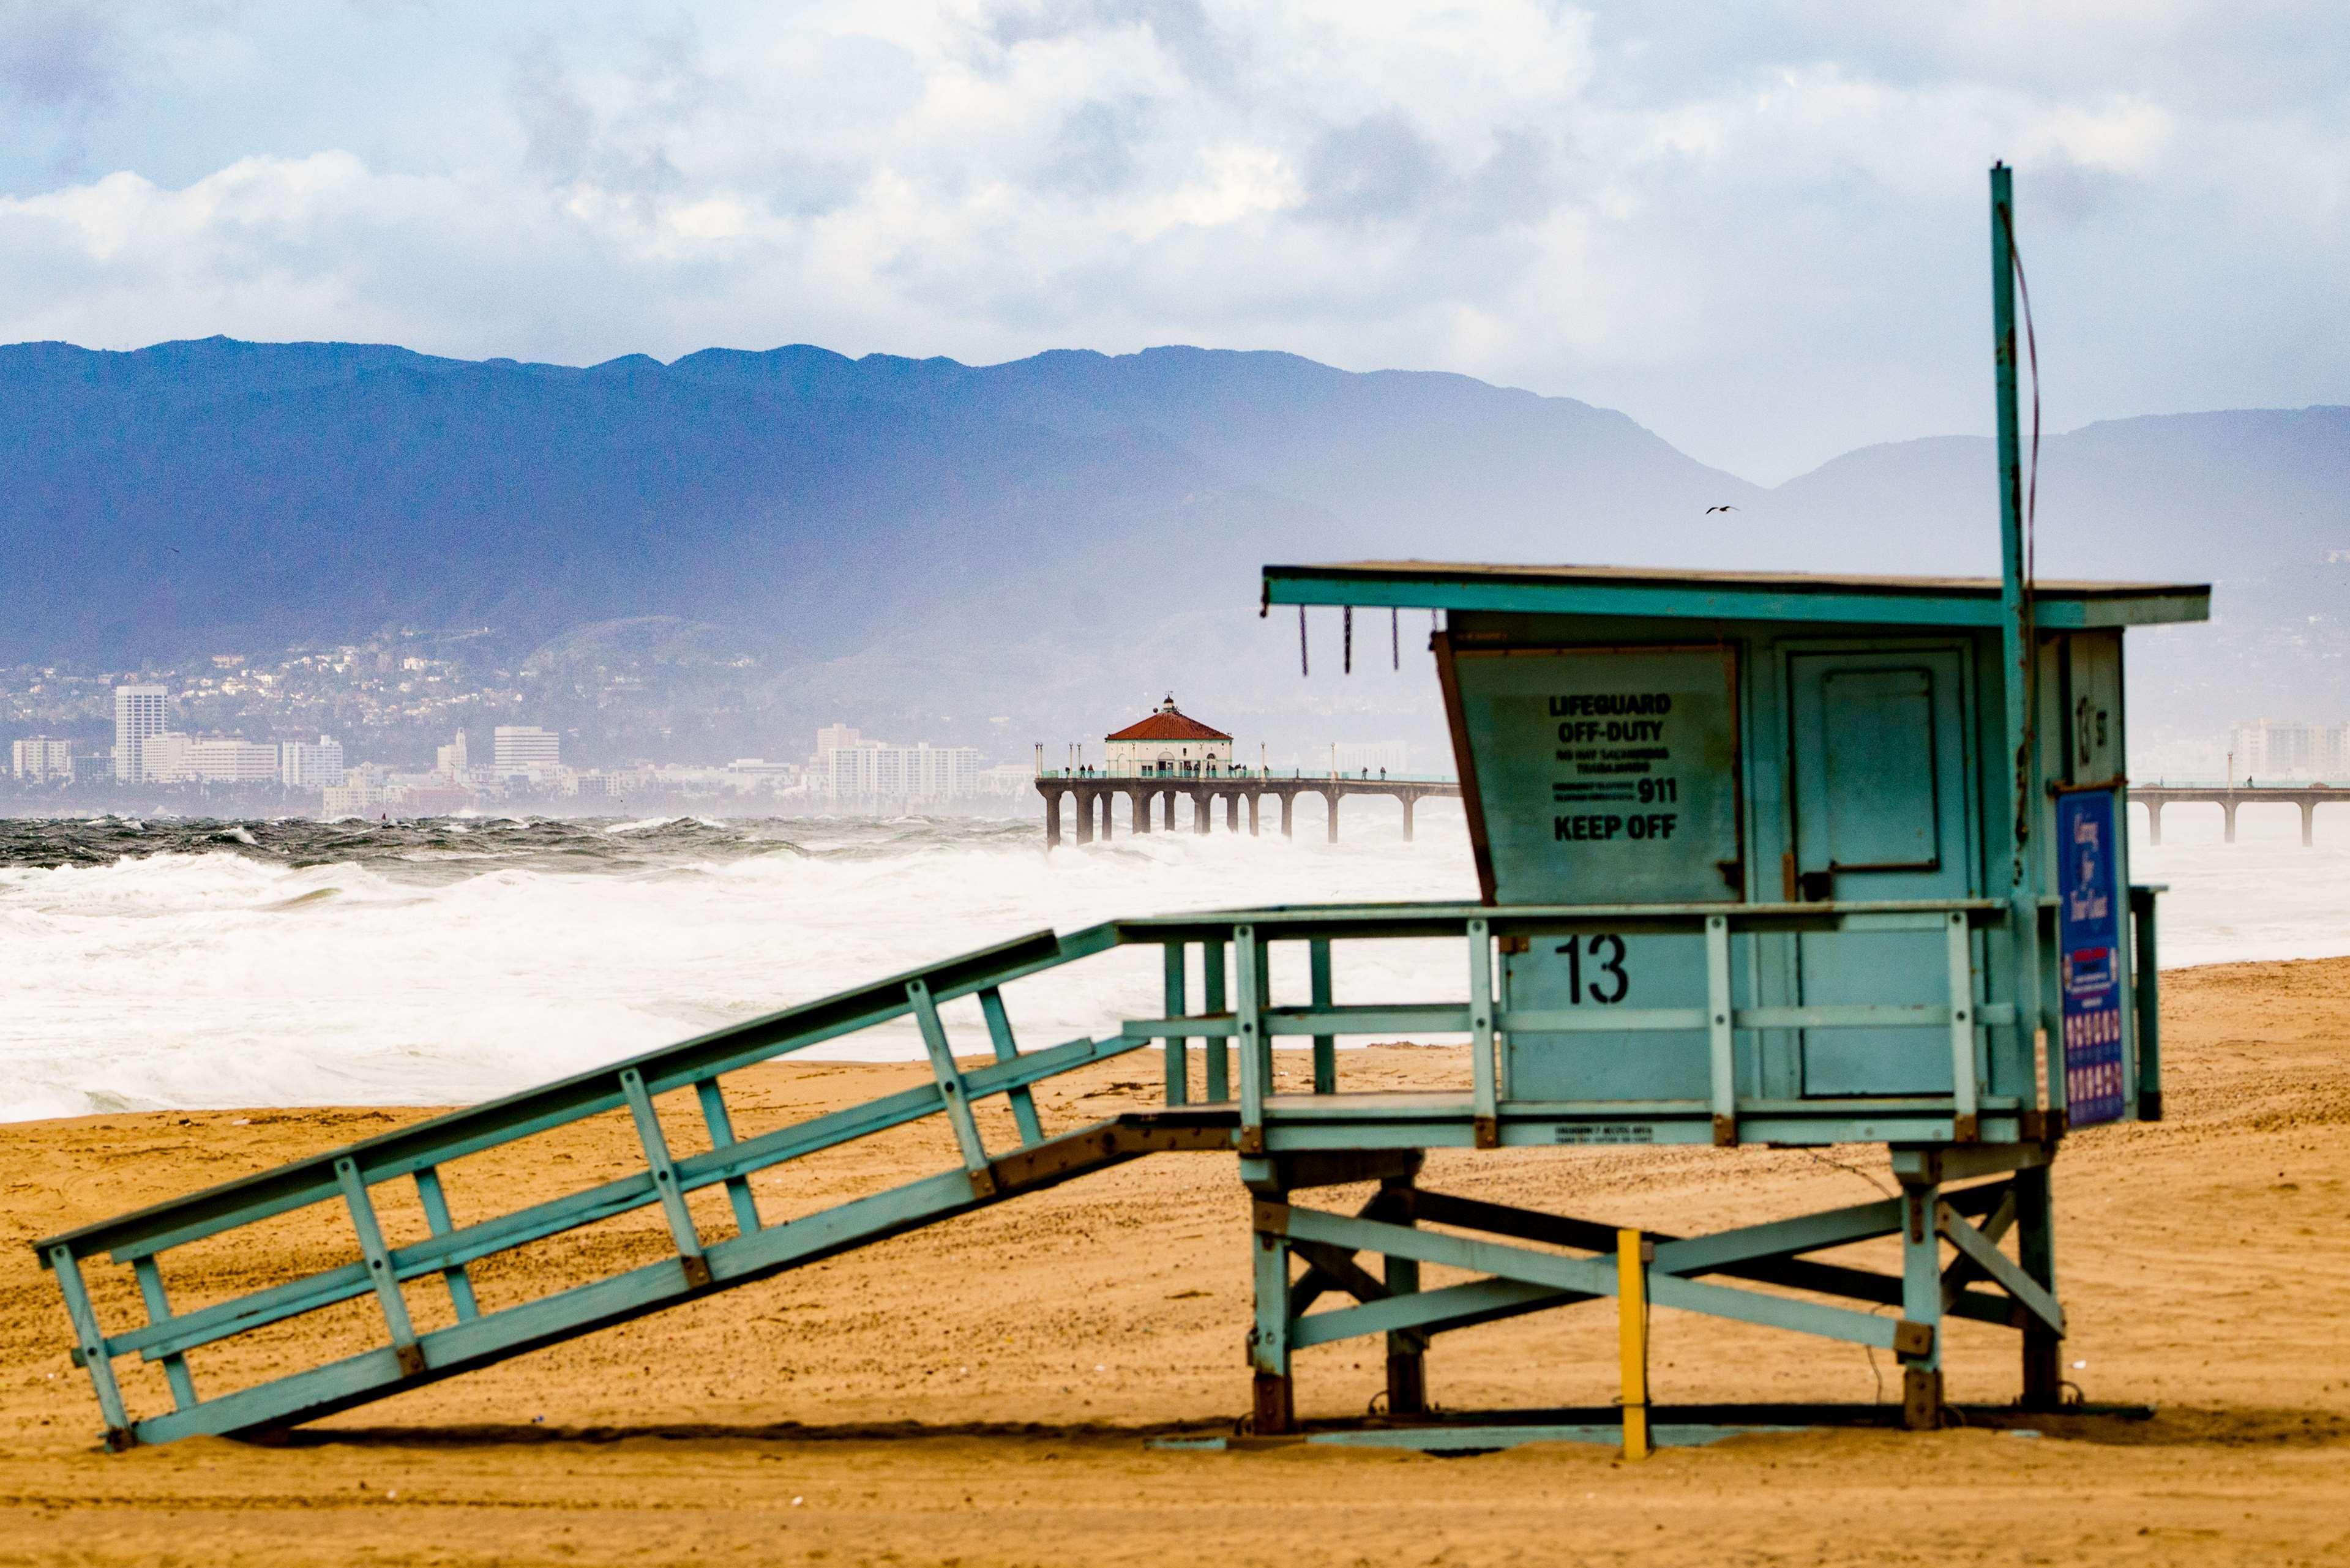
xmin=1705 ymin=505 xmax=1738 ymax=515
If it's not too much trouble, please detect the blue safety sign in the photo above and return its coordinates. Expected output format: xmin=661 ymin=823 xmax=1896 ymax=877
xmin=2056 ymin=790 xmax=2126 ymax=1126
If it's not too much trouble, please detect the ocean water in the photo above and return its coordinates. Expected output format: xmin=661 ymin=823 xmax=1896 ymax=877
xmin=0 ymin=800 xmax=2342 ymax=1122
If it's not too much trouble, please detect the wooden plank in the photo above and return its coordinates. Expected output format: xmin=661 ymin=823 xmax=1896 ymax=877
xmin=1618 ymin=1229 xmax=1650 ymax=1460
xmin=1938 ymin=1201 xmax=2064 ymax=1334
xmin=619 ymin=1069 xmax=710 ymax=1287
xmin=1235 ymin=927 xmax=1267 ymax=1151
xmin=411 ymin=1166 xmax=481 ymax=1320
xmin=131 ymin=1256 xmax=198 ymax=1411
xmin=1705 ymin=914 xmax=1735 ymax=1144
xmin=1650 ymin=1197 xmax=1905 ymax=1275
xmin=690 ymin=1080 xmax=763 ymax=1238
xmin=1467 ymin=918 xmax=1498 ymax=1146
xmin=2131 ymin=886 xmax=2163 ymax=1118
xmin=1947 ymin=911 xmax=1981 ymax=1141
xmin=1203 ymin=941 xmax=1230 ymax=1103
xmin=1161 ymin=942 xmax=1189 ymax=1108
xmin=1249 ymin=1186 xmax=1294 ymax=1433
xmin=50 ymin=1246 xmax=132 ymax=1446
xmin=1939 ymin=1189 xmax=2016 ymax=1306
xmin=334 ymin=1157 xmax=424 ymax=1376
xmin=906 ymin=978 xmax=994 ymax=1195
xmin=977 ymin=988 xmax=1046 ymax=1147
xmin=1292 ymin=1275 xmax=1575 ymax=1348
xmin=1309 ymin=939 xmax=1336 ymax=1094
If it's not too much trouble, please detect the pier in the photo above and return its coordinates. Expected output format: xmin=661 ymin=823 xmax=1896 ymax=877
xmin=1035 ymin=771 xmax=1461 ymax=847
xmin=2128 ymin=783 xmax=2348 ymax=846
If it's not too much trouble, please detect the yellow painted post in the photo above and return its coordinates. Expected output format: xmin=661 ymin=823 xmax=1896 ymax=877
xmin=1617 ymin=1227 xmax=1650 ymax=1460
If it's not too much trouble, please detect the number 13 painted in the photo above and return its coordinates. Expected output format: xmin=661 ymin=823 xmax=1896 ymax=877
xmin=1557 ymin=935 xmax=1628 ymax=1004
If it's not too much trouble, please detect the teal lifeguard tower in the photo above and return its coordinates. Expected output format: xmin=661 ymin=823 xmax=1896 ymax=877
xmin=40 ymin=168 xmax=2205 ymax=1452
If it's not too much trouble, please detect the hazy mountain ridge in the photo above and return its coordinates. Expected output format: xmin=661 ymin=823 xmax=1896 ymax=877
xmin=1 ymin=335 xmax=2341 ymax=758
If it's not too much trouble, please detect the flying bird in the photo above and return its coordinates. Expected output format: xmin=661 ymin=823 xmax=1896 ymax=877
xmin=1705 ymin=505 xmax=1738 ymax=515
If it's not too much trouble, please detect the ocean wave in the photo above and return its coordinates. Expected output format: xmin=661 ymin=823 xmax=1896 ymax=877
xmin=0 ymin=808 xmax=1483 ymax=1121
xmin=5 ymin=802 xmax=2334 ymax=1122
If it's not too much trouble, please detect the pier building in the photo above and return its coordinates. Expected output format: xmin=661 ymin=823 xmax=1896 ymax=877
xmin=1104 ymin=694 xmax=1232 ymax=777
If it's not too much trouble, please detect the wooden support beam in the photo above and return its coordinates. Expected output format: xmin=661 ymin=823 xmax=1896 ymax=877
xmin=1309 ymin=939 xmax=1336 ymax=1094
xmin=2015 ymin=1162 xmax=2062 ymax=1409
xmin=978 ymin=988 xmax=1046 ymax=1148
xmin=1618 ymin=1229 xmax=1650 ymax=1460
xmin=1938 ymin=1201 xmax=2064 ymax=1335
xmin=1401 ymin=1187 xmax=2010 ymax=1324
xmin=1947 ymin=911 xmax=1981 ymax=1143
xmin=132 ymin=1256 xmax=197 ymax=1411
xmin=1467 ymin=918 xmax=1498 ymax=1146
xmin=905 ymin=979 xmax=994 ymax=1197
xmin=1249 ymin=1183 xmax=1295 ymax=1435
xmin=1939 ymin=1189 xmax=2016 ymax=1308
xmin=412 ymin=1165 xmax=483 ymax=1319
xmin=50 ymin=1246 xmax=132 ymax=1449
xmin=334 ymin=1157 xmax=425 ymax=1376
xmin=1270 ymin=1201 xmax=1931 ymax=1355
xmin=1291 ymin=1274 xmax=1577 ymax=1348
xmin=1235 ymin=927 xmax=1268 ymax=1154
xmin=1161 ymin=943 xmax=1189 ymax=1108
xmin=1899 ymin=1178 xmax=1944 ymax=1429
xmin=1705 ymin=914 xmax=1736 ymax=1144
xmin=1290 ymin=1238 xmax=1399 ymax=1311
xmin=620 ymin=1068 xmax=712 ymax=1289
xmin=1203 ymin=941 xmax=1229 ymax=1103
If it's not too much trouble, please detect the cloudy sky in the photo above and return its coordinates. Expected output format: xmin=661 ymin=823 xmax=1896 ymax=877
xmin=2 ymin=1 xmax=2343 ymax=480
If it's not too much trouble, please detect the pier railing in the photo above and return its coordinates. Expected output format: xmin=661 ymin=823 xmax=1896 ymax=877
xmin=1036 ymin=767 xmax=1462 ymax=783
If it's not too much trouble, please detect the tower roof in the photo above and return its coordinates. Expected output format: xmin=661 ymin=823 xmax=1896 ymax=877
xmin=1106 ymin=693 xmax=1230 ymax=744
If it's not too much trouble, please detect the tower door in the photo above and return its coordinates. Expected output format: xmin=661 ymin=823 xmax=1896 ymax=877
xmin=1787 ymin=649 xmax=1977 ymax=1096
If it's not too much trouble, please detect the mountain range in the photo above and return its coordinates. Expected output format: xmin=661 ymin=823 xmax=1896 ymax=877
xmin=2 ymin=336 xmax=2342 ymax=764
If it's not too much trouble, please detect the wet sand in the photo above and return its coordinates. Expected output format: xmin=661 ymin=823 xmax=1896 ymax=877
xmin=4 ymin=957 xmax=2348 ymax=1566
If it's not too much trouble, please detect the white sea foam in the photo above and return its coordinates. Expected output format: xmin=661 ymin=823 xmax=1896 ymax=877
xmin=0 ymin=798 xmax=2340 ymax=1121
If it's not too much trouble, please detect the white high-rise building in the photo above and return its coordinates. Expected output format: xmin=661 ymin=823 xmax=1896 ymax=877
xmin=493 ymin=725 xmax=561 ymax=774
xmin=142 ymin=733 xmax=280 ymax=783
xmin=280 ymin=736 xmax=347 ymax=790
xmin=435 ymin=730 xmax=469 ymax=777
xmin=821 ymin=739 xmax=984 ymax=799
xmin=12 ymin=737 xmax=74 ymax=782
xmin=113 ymin=685 xmax=168 ymax=783
xmin=2228 ymin=719 xmax=2350 ymax=781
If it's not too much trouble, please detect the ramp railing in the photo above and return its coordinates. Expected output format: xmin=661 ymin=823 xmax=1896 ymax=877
xmin=37 ymin=923 xmax=1212 ymax=1449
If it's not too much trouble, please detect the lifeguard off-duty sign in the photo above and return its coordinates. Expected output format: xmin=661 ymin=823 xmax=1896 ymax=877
xmin=1449 ymin=646 xmax=1743 ymax=905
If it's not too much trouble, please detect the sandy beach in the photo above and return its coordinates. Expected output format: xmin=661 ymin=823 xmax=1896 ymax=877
xmin=4 ymin=955 xmax=2348 ymax=1566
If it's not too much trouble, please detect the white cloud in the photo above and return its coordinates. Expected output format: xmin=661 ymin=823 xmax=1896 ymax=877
xmin=0 ymin=1 xmax=2342 ymax=480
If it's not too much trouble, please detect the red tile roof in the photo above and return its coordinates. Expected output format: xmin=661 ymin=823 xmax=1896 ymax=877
xmin=1106 ymin=704 xmax=1230 ymax=743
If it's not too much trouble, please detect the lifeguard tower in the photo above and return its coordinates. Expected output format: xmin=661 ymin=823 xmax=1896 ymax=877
xmin=39 ymin=168 xmax=2205 ymax=1453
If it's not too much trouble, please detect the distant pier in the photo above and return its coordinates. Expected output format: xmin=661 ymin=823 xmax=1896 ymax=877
xmin=2128 ymin=783 xmax=2348 ymax=846
xmin=1036 ymin=771 xmax=1461 ymax=847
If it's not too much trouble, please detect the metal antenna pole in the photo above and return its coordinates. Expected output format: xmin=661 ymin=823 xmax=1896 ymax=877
xmin=1990 ymin=163 xmax=2042 ymax=1111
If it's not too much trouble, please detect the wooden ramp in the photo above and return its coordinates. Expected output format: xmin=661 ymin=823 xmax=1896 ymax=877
xmin=34 ymin=925 xmax=1230 ymax=1449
